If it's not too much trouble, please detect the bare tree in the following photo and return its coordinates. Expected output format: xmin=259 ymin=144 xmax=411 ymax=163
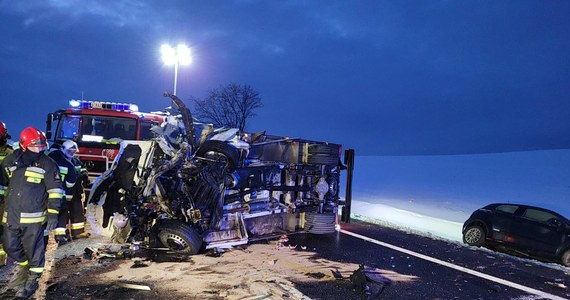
xmin=191 ymin=83 xmax=263 ymax=131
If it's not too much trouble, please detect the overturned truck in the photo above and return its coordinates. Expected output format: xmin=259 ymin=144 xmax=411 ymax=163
xmin=88 ymin=93 xmax=354 ymax=254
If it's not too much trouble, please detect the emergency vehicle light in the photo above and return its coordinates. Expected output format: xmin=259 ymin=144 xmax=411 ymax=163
xmin=68 ymin=100 xmax=139 ymax=112
xmin=69 ymin=99 xmax=81 ymax=108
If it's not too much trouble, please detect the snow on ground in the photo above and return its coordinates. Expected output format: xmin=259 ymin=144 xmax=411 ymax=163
xmin=350 ymin=201 xmax=465 ymax=241
xmin=347 ymin=149 xmax=570 ymax=242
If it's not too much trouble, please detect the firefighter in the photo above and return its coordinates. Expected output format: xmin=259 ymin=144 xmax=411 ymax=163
xmin=0 ymin=126 xmax=63 ymax=298
xmin=0 ymin=121 xmax=12 ymax=162
xmin=0 ymin=121 xmax=13 ymax=266
xmin=47 ymin=140 xmax=79 ymax=245
xmin=69 ymin=153 xmax=90 ymax=239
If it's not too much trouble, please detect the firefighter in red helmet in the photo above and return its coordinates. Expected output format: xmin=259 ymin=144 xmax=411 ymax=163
xmin=0 ymin=126 xmax=63 ymax=298
xmin=0 ymin=121 xmax=11 ymax=162
xmin=0 ymin=121 xmax=13 ymax=267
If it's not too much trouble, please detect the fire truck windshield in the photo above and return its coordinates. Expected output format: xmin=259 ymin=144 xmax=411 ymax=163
xmin=57 ymin=114 xmax=137 ymax=142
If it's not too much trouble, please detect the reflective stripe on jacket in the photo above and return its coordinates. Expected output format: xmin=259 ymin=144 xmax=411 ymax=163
xmin=0 ymin=149 xmax=64 ymax=226
xmin=0 ymin=145 xmax=12 ymax=164
xmin=47 ymin=149 xmax=78 ymax=192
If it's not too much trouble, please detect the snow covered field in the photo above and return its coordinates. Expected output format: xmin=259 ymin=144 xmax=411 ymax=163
xmin=348 ymin=149 xmax=570 ymax=242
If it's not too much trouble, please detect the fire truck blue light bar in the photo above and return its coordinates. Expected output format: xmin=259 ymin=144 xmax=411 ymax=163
xmin=69 ymin=100 xmax=139 ymax=112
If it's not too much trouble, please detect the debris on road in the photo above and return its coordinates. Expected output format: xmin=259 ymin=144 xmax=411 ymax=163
xmin=114 ymin=281 xmax=151 ymax=291
xmin=349 ymin=264 xmax=391 ymax=299
xmin=46 ymin=239 xmax=363 ymax=299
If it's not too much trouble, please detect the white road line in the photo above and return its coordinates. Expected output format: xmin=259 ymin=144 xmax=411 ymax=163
xmin=340 ymin=229 xmax=566 ymax=300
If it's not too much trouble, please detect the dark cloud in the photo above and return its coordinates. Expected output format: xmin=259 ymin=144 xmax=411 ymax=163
xmin=0 ymin=1 xmax=569 ymax=155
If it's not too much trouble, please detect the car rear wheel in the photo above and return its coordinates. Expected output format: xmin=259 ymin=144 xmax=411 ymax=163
xmin=562 ymin=249 xmax=570 ymax=267
xmin=463 ymin=225 xmax=485 ymax=247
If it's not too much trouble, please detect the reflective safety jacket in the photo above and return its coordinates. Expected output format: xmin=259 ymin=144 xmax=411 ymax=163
xmin=0 ymin=144 xmax=12 ymax=199
xmin=0 ymin=144 xmax=12 ymax=164
xmin=48 ymin=149 xmax=78 ymax=200
xmin=0 ymin=149 xmax=64 ymax=225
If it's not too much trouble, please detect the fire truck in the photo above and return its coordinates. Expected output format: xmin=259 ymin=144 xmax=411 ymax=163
xmin=46 ymin=99 xmax=166 ymax=183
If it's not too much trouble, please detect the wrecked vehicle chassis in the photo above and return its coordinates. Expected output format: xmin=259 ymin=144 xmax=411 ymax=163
xmin=88 ymin=95 xmax=353 ymax=255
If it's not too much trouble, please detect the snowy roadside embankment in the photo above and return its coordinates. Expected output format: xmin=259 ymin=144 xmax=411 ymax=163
xmin=350 ymin=200 xmax=465 ymax=242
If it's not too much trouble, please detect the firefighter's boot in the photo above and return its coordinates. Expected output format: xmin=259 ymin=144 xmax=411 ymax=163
xmin=55 ymin=234 xmax=69 ymax=246
xmin=5 ymin=264 xmax=30 ymax=291
xmin=72 ymin=232 xmax=90 ymax=239
xmin=15 ymin=271 xmax=41 ymax=298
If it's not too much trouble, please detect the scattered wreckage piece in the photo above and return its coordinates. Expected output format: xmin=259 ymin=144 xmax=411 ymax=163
xmin=114 ymin=281 xmax=151 ymax=291
xmin=83 ymin=244 xmax=195 ymax=264
xmin=87 ymin=93 xmax=355 ymax=256
xmin=349 ymin=264 xmax=391 ymax=299
xmin=130 ymin=260 xmax=149 ymax=268
xmin=83 ymin=247 xmax=99 ymax=260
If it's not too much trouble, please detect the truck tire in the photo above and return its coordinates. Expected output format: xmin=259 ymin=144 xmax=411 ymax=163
xmin=196 ymin=140 xmax=240 ymax=169
xmin=155 ymin=220 xmax=203 ymax=255
xmin=305 ymin=212 xmax=336 ymax=234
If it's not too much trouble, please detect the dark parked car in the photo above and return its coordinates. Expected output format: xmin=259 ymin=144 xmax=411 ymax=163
xmin=462 ymin=203 xmax=570 ymax=266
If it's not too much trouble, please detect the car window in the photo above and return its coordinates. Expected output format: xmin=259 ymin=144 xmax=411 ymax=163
xmin=495 ymin=205 xmax=518 ymax=214
xmin=522 ymin=208 xmax=557 ymax=223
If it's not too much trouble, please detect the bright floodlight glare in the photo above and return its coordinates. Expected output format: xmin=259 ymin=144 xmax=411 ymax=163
xmin=177 ymin=44 xmax=192 ymax=66
xmin=129 ymin=104 xmax=139 ymax=112
xmin=82 ymin=135 xmax=103 ymax=142
xmin=161 ymin=44 xmax=177 ymax=66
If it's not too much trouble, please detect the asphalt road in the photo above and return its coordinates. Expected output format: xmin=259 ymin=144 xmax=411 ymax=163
xmin=286 ymin=220 xmax=570 ymax=300
xmin=4 ymin=218 xmax=568 ymax=300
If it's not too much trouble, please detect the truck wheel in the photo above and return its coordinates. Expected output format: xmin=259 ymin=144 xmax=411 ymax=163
xmin=155 ymin=221 xmax=203 ymax=255
xmin=305 ymin=212 xmax=336 ymax=234
xmin=463 ymin=224 xmax=486 ymax=247
xmin=196 ymin=140 xmax=240 ymax=169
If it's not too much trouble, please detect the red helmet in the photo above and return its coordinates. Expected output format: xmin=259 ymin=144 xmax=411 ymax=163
xmin=0 ymin=122 xmax=6 ymax=138
xmin=20 ymin=126 xmax=47 ymax=150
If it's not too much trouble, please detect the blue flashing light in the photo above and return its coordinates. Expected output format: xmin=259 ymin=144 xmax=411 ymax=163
xmin=68 ymin=100 xmax=139 ymax=112
xmin=80 ymin=101 xmax=92 ymax=109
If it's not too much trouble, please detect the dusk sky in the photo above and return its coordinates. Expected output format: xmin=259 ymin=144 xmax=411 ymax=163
xmin=1 ymin=1 xmax=569 ymax=155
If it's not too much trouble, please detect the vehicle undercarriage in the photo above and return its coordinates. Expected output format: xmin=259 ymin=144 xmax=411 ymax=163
xmin=88 ymin=93 xmax=354 ymax=254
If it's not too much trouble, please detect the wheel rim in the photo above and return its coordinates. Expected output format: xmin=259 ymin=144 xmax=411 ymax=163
xmin=164 ymin=233 xmax=190 ymax=251
xmin=465 ymin=228 xmax=482 ymax=244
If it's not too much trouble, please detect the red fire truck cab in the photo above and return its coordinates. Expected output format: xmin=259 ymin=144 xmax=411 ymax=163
xmin=46 ymin=99 xmax=166 ymax=182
